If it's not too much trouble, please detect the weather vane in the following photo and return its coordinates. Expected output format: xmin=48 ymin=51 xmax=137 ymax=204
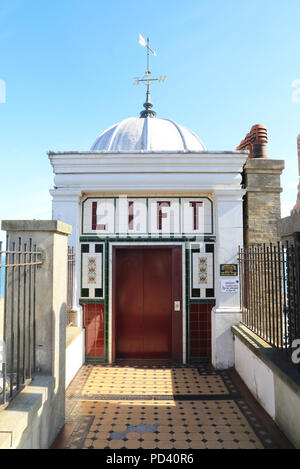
xmin=134 ymin=34 xmax=167 ymax=118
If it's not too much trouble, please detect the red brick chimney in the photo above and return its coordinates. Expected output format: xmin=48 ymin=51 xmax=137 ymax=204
xmin=236 ymin=124 xmax=268 ymax=158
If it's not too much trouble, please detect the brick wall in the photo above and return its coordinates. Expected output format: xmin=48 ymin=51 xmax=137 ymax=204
xmin=190 ymin=303 xmax=214 ymax=359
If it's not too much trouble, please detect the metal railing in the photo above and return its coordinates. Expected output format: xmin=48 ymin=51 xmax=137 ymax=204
xmin=66 ymin=246 xmax=75 ymax=327
xmin=238 ymin=235 xmax=300 ymax=371
xmin=0 ymin=236 xmax=42 ymax=406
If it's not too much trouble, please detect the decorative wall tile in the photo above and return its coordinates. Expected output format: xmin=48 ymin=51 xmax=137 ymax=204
xmin=149 ymin=198 xmax=181 ymax=234
xmin=116 ymin=197 xmax=147 ymax=234
xmin=81 ymin=243 xmax=104 ymax=298
xmin=190 ymin=243 xmax=214 ymax=299
xmin=82 ymin=198 xmax=115 ymax=234
xmin=182 ymin=198 xmax=213 ymax=234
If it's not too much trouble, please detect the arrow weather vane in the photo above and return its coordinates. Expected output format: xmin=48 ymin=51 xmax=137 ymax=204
xmin=134 ymin=34 xmax=167 ymax=118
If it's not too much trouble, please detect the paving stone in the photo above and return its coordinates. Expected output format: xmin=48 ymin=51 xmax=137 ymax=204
xmin=109 ymin=440 xmax=124 ymax=449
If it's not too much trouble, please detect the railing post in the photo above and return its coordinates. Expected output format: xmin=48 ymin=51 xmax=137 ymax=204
xmin=66 ymin=246 xmax=75 ymax=327
xmin=293 ymin=232 xmax=300 ymax=357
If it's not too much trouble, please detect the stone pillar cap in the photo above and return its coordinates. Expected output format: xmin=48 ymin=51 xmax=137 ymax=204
xmin=1 ymin=220 xmax=72 ymax=235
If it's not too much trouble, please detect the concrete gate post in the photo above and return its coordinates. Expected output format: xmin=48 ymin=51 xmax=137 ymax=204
xmin=1 ymin=220 xmax=72 ymax=446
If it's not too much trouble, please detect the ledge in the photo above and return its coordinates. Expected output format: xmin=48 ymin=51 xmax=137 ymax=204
xmin=232 ymin=324 xmax=300 ymax=395
xmin=66 ymin=327 xmax=83 ymax=348
xmin=0 ymin=432 xmax=12 ymax=449
xmin=1 ymin=220 xmax=72 ymax=235
xmin=243 ymin=159 xmax=285 ymax=172
xmin=245 ymin=188 xmax=283 ymax=193
xmin=0 ymin=376 xmax=55 ymax=448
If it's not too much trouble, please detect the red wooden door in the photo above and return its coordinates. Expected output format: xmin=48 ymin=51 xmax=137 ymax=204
xmin=115 ymin=248 xmax=173 ymax=359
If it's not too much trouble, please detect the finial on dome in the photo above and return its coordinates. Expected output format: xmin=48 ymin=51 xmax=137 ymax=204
xmin=134 ymin=35 xmax=167 ymax=118
xmin=140 ymin=86 xmax=157 ymax=118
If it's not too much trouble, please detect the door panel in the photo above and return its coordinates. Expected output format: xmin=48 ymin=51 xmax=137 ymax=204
xmin=143 ymin=249 xmax=172 ymax=357
xmin=116 ymin=250 xmax=143 ymax=357
xmin=115 ymin=248 xmax=173 ymax=359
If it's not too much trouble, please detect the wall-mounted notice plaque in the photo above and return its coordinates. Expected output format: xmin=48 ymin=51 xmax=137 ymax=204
xmin=220 ymin=264 xmax=238 ymax=276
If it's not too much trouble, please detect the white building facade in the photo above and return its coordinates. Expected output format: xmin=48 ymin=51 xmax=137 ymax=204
xmin=49 ymin=116 xmax=247 ymax=369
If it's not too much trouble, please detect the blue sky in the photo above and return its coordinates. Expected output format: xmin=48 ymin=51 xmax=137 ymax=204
xmin=0 ymin=0 xmax=300 ymax=243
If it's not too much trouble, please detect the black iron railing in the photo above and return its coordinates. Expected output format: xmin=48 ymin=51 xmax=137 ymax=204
xmin=67 ymin=246 xmax=75 ymax=327
xmin=238 ymin=235 xmax=300 ymax=371
xmin=0 ymin=236 xmax=42 ymax=406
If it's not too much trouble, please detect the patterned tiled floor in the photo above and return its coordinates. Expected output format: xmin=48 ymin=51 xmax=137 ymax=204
xmin=53 ymin=362 xmax=293 ymax=450
xmin=78 ymin=365 xmax=229 ymax=397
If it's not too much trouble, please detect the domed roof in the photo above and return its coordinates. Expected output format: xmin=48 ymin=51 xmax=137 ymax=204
xmin=90 ymin=117 xmax=206 ymax=152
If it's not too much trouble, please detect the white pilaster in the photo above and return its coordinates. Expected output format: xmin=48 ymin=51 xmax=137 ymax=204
xmin=50 ymin=189 xmax=83 ymax=326
xmin=212 ymin=190 xmax=245 ymax=369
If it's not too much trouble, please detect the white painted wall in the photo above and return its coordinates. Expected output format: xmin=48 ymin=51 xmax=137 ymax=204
xmin=212 ymin=312 xmax=243 ymax=370
xmin=235 ymin=336 xmax=276 ymax=418
xmin=66 ymin=329 xmax=85 ymax=388
xmin=234 ymin=332 xmax=300 ymax=448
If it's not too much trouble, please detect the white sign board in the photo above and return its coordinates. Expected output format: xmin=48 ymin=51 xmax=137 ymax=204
xmin=221 ymin=278 xmax=239 ymax=293
xmin=82 ymin=196 xmax=213 ymax=236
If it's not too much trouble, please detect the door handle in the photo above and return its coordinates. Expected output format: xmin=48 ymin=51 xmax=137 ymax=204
xmin=174 ymin=301 xmax=181 ymax=312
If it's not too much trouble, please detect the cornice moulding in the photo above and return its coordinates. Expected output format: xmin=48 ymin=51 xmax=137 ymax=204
xmin=49 ymin=156 xmax=247 ymax=174
xmin=48 ymin=150 xmax=249 ymax=156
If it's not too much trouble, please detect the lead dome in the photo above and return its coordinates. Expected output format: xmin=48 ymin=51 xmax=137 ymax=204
xmin=90 ymin=117 xmax=206 ymax=152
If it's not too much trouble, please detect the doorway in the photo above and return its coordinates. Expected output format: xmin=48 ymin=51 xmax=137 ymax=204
xmin=112 ymin=246 xmax=182 ymax=362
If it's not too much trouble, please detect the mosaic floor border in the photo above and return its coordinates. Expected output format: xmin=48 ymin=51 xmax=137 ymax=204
xmin=64 ymin=416 xmax=95 ymax=449
xmin=67 ymin=393 xmax=242 ymax=401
